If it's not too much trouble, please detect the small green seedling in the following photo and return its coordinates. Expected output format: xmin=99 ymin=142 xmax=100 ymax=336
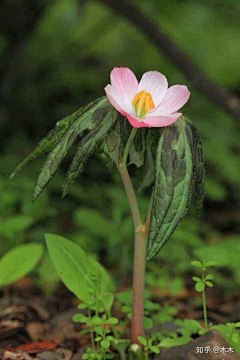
xmin=212 ymin=322 xmax=240 ymax=344
xmin=137 ymin=336 xmax=160 ymax=358
xmin=191 ymin=260 xmax=218 ymax=333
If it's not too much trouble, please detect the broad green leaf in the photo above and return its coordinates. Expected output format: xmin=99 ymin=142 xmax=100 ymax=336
xmin=37 ymin=253 xmax=59 ymax=295
xmin=0 ymin=215 xmax=33 ymax=238
xmin=45 ymin=234 xmax=114 ymax=306
xmin=147 ymin=118 xmax=194 ymax=260
xmin=73 ymin=207 xmax=113 ymax=238
xmin=0 ymin=243 xmax=43 ymax=287
xmin=30 ymin=97 xmax=117 ymax=201
xmin=191 ymin=260 xmax=202 ymax=268
xmin=115 ymin=290 xmax=132 ymax=304
xmin=143 ymin=316 xmax=153 ymax=330
xmin=185 ymin=117 xmax=205 ymax=217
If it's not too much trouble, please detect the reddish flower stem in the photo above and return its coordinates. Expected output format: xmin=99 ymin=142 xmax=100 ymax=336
xmin=118 ymin=127 xmax=151 ymax=344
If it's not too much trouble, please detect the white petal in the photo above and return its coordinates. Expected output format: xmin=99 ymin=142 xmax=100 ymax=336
xmin=105 ymin=84 xmax=131 ymax=113
xmin=137 ymin=71 xmax=168 ymax=107
xmin=153 ymin=85 xmax=190 ymax=115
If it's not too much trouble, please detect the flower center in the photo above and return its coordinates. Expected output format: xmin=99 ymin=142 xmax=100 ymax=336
xmin=132 ymin=90 xmax=155 ymax=118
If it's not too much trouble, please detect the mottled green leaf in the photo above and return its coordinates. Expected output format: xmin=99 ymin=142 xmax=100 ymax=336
xmin=96 ymin=116 xmax=131 ymax=171
xmin=136 ymin=128 xmax=160 ymax=193
xmin=62 ymin=102 xmax=118 ymax=197
xmin=10 ymin=112 xmax=74 ymax=179
xmin=129 ymin=127 xmax=146 ymax=168
xmin=147 ymin=118 xmax=194 ymax=261
xmin=10 ymin=98 xmax=104 ymax=180
xmin=31 ymin=97 xmax=117 ymax=201
xmin=185 ymin=116 xmax=205 ymax=217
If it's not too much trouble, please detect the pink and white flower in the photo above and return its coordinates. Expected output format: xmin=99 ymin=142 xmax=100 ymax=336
xmin=105 ymin=67 xmax=190 ymax=128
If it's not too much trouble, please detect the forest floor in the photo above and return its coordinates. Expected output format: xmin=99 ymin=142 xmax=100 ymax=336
xmin=1 ymin=277 xmax=240 ymax=359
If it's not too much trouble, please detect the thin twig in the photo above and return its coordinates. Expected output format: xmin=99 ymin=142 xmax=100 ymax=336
xmin=97 ymin=0 xmax=240 ymax=122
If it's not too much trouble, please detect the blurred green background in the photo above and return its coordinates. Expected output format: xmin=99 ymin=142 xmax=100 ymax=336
xmin=0 ymin=0 xmax=240 ymax=297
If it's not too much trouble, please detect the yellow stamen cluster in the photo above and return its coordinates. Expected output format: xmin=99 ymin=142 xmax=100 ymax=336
xmin=132 ymin=90 xmax=155 ymax=117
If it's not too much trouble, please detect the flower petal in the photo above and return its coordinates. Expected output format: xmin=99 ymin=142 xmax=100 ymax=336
xmin=137 ymin=71 xmax=168 ymax=107
xmin=105 ymin=84 xmax=131 ymax=113
xmin=110 ymin=67 xmax=138 ymax=106
xmin=121 ymin=111 xmax=151 ymax=128
xmin=153 ymin=85 xmax=190 ymax=115
xmin=143 ymin=113 xmax=182 ymax=127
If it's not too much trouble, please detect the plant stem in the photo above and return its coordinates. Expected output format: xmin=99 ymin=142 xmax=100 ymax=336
xmin=131 ymin=224 xmax=148 ymax=343
xmin=122 ymin=127 xmax=138 ymax=167
xmin=105 ymin=308 xmax=119 ymax=339
xmin=119 ymin=350 xmax=127 ymax=360
xmin=145 ymin=191 xmax=153 ymax=233
xmin=118 ymin=164 xmax=142 ymax=230
xmin=88 ymin=308 xmax=95 ymax=351
xmin=202 ymin=272 xmax=208 ymax=331
xmin=118 ymin=127 xmax=149 ymax=344
xmin=103 ymin=322 xmax=106 ymax=360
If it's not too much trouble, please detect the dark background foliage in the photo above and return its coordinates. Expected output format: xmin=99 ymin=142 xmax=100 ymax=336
xmin=0 ymin=0 xmax=240 ymax=296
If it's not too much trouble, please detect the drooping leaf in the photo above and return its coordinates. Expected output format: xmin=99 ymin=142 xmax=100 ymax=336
xmin=96 ymin=115 xmax=131 ymax=170
xmin=128 ymin=127 xmax=146 ymax=168
xmin=0 ymin=243 xmax=43 ymax=287
xmin=62 ymin=102 xmax=118 ymax=197
xmin=10 ymin=99 xmax=101 ymax=179
xmin=185 ymin=117 xmax=205 ymax=217
xmin=10 ymin=114 xmax=73 ymax=179
xmin=136 ymin=128 xmax=160 ymax=193
xmin=147 ymin=117 xmax=194 ymax=261
xmin=31 ymin=97 xmax=117 ymax=201
xmin=45 ymin=234 xmax=114 ymax=309
xmin=96 ymin=118 xmax=150 ymax=172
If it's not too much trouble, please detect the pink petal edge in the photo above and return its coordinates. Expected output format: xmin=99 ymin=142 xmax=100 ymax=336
xmin=105 ymin=84 xmax=132 ymax=114
xmin=121 ymin=111 xmax=151 ymax=128
xmin=144 ymin=113 xmax=182 ymax=127
xmin=110 ymin=67 xmax=138 ymax=104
